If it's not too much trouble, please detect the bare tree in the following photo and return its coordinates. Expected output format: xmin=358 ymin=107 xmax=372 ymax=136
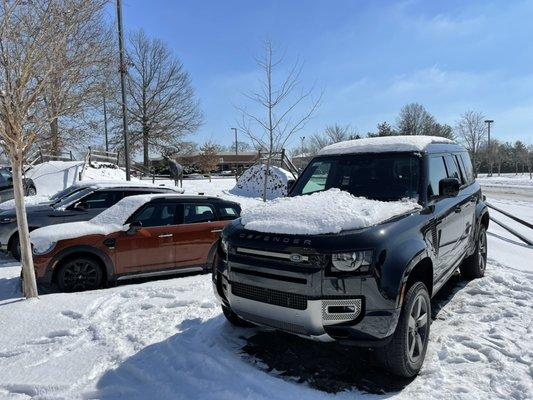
xmin=308 ymin=123 xmax=358 ymax=155
xmin=455 ymin=110 xmax=487 ymax=175
xmin=397 ymin=103 xmax=432 ymax=136
xmin=237 ymin=40 xmax=321 ymax=201
xmin=37 ymin=0 xmax=111 ymax=155
xmin=113 ymin=29 xmax=203 ymax=167
xmin=0 ymin=0 xmax=107 ymax=298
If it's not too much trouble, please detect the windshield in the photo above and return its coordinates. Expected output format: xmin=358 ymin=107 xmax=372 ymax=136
xmin=53 ymin=187 xmax=94 ymax=209
xmin=291 ymin=153 xmax=421 ymax=201
xmin=50 ymin=186 xmax=88 ymax=203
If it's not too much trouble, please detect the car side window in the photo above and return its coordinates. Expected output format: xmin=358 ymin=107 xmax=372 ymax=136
xmin=217 ymin=205 xmax=240 ymax=221
xmin=184 ymin=204 xmax=216 ymax=224
xmin=428 ymin=156 xmax=448 ymax=198
xmin=459 ymin=153 xmax=474 ymax=183
xmin=0 ymin=170 xmax=11 ymax=185
xmin=444 ymin=155 xmax=461 ymax=182
xmin=80 ymin=190 xmax=120 ymax=209
xmin=134 ymin=203 xmax=178 ymax=227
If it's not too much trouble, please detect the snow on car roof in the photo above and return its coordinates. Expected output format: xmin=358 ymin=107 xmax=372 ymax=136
xmin=30 ymin=193 xmax=194 ymax=252
xmin=240 ymin=188 xmax=421 ymax=235
xmin=318 ymin=135 xmax=454 ymax=156
xmin=70 ymin=180 xmax=180 ymax=190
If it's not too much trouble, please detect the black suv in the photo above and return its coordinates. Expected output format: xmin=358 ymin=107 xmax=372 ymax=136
xmin=214 ymin=136 xmax=489 ymax=378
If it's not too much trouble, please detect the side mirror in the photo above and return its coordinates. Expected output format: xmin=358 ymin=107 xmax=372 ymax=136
xmin=126 ymin=220 xmax=142 ymax=235
xmin=439 ymin=178 xmax=460 ymax=197
xmin=286 ymin=179 xmax=296 ymax=194
xmin=73 ymin=201 xmax=88 ymax=211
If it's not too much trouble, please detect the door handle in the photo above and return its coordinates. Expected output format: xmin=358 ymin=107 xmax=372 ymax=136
xmin=158 ymin=233 xmax=173 ymax=238
xmin=211 ymin=229 xmax=223 ymax=233
xmin=454 ymin=206 xmax=462 ymax=213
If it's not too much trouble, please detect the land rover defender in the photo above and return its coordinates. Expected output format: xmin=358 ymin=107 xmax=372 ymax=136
xmin=213 ymin=136 xmax=489 ymax=377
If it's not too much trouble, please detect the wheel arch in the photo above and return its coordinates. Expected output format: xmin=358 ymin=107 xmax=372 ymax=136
xmin=51 ymin=246 xmax=115 ymax=284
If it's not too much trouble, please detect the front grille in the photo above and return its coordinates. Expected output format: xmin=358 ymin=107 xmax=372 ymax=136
xmin=231 ymin=281 xmax=308 ymax=310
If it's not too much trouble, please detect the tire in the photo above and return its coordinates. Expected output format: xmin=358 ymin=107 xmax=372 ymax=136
xmin=9 ymin=234 xmax=21 ymax=261
xmin=25 ymin=185 xmax=37 ymax=196
xmin=222 ymin=305 xmax=254 ymax=328
xmin=460 ymin=225 xmax=487 ymax=280
xmin=376 ymin=282 xmax=431 ymax=378
xmin=56 ymin=257 xmax=103 ymax=292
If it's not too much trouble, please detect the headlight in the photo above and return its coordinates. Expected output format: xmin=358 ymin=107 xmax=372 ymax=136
xmin=221 ymin=238 xmax=228 ymax=254
xmin=331 ymin=250 xmax=373 ymax=272
xmin=32 ymin=242 xmax=57 ymax=255
xmin=0 ymin=217 xmax=16 ymax=224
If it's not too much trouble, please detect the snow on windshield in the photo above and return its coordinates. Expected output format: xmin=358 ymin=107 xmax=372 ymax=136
xmin=318 ymin=135 xmax=453 ymax=156
xmin=240 ymin=188 xmax=421 ymax=235
xmin=30 ymin=194 xmax=158 ymax=253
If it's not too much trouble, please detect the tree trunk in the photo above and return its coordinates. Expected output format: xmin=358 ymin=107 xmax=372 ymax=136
xmin=262 ymin=156 xmax=271 ymax=202
xmin=142 ymin=123 xmax=149 ymax=168
xmin=11 ymin=155 xmax=38 ymax=299
xmin=50 ymin=117 xmax=60 ymax=156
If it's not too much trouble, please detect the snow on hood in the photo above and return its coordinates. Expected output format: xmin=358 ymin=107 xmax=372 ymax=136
xmin=30 ymin=194 xmax=161 ymax=253
xmin=318 ymin=135 xmax=454 ymax=156
xmin=0 ymin=195 xmax=51 ymax=210
xmin=240 ymin=188 xmax=422 ymax=235
xmin=230 ymin=164 xmax=294 ymax=200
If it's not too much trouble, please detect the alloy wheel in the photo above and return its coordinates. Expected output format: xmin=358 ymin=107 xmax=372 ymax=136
xmin=62 ymin=260 xmax=99 ymax=291
xmin=407 ymin=294 xmax=429 ymax=364
xmin=478 ymin=228 xmax=487 ymax=273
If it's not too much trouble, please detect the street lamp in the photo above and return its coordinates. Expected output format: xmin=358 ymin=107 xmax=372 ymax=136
xmin=484 ymin=119 xmax=494 ymax=177
xmin=231 ymin=127 xmax=238 ymax=180
xmin=116 ymin=0 xmax=131 ymax=180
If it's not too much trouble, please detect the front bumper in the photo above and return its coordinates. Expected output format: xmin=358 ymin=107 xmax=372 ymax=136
xmin=213 ymin=258 xmax=401 ymax=346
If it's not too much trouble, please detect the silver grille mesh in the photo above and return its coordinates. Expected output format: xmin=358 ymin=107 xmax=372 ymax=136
xmin=322 ymin=299 xmax=362 ymax=321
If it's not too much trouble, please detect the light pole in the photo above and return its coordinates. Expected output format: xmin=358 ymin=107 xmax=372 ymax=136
xmin=300 ymin=136 xmax=305 ymax=155
xmin=484 ymin=119 xmax=494 ymax=177
xmin=231 ymin=127 xmax=238 ymax=180
xmin=116 ymin=0 xmax=131 ymax=180
xmin=103 ymin=93 xmax=109 ymax=152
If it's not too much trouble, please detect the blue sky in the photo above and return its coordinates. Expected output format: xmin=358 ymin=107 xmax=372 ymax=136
xmin=115 ymin=0 xmax=533 ymax=148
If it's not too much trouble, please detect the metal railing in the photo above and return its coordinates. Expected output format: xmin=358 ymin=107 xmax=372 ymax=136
xmin=486 ymin=202 xmax=532 ymax=246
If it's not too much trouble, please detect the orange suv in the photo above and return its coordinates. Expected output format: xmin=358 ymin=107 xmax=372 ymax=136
xmin=30 ymin=194 xmax=240 ymax=291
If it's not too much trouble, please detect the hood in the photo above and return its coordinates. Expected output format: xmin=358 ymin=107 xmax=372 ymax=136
xmin=0 ymin=203 xmax=54 ymax=218
xmin=239 ymin=189 xmax=421 ymax=236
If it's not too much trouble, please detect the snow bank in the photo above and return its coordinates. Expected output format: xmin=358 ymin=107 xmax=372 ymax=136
xmin=230 ymin=164 xmax=293 ymax=200
xmin=25 ymin=161 xmax=84 ymax=196
xmin=30 ymin=194 xmax=165 ymax=252
xmin=318 ymin=135 xmax=454 ymax=156
xmin=240 ymin=188 xmax=421 ymax=235
xmin=83 ymin=161 xmax=138 ymax=182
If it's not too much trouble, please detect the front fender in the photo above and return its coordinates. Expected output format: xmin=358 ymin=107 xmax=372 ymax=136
xmin=49 ymin=245 xmax=115 ymax=282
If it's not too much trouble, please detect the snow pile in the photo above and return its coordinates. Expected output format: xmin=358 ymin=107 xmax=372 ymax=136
xmin=318 ymin=135 xmax=454 ymax=156
xmin=83 ymin=161 xmax=138 ymax=182
xmin=230 ymin=164 xmax=293 ymax=200
xmin=25 ymin=161 xmax=84 ymax=196
xmin=240 ymin=188 xmax=421 ymax=235
xmin=30 ymin=194 xmax=168 ymax=252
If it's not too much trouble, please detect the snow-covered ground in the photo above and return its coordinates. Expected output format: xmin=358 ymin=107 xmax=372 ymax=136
xmin=0 ymin=176 xmax=532 ymax=399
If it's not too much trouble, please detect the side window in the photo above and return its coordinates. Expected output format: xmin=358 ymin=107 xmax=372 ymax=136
xmin=428 ymin=156 xmax=448 ymax=198
xmin=460 ymin=153 xmax=474 ymax=184
xmin=184 ymin=204 xmax=216 ymax=224
xmin=217 ymin=205 xmax=240 ymax=221
xmin=444 ymin=155 xmax=461 ymax=182
xmin=133 ymin=203 xmax=178 ymax=227
xmin=453 ymin=154 xmax=466 ymax=185
xmin=301 ymin=161 xmax=331 ymax=194
xmin=0 ymin=170 xmax=11 ymax=185
xmin=81 ymin=190 xmax=119 ymax=209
